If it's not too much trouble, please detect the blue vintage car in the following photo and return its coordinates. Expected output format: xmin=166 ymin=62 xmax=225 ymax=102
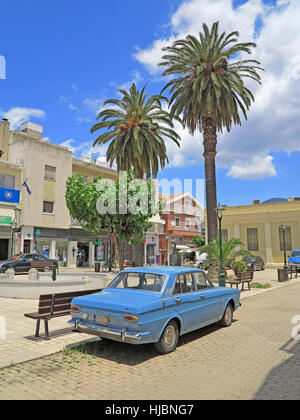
xmin=69 ymin=267 xmax=241 ymax=354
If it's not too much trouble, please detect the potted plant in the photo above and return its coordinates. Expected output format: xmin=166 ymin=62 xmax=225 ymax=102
xmin=230 ymin=260 xmax=247 ymax=276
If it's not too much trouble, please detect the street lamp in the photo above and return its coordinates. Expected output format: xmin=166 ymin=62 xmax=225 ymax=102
xmin=215 ymin=202 xmax=226 ymax=287
xmin=280 ymin=222 xmax=289 ymax=280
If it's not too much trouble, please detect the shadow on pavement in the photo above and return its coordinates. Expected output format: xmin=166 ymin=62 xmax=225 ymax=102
xmin=254 ymin=338 xmax=300 ymax=400
xmin=67 ymin=320 xmax=233 ymax=366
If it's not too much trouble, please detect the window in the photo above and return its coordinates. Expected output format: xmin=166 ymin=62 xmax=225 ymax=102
xmin=247 ymin=228 xmax=259 ymax=251
xmin=173 ymin=273 xmax=195 ymax=294
xmin=221 ymin=229 xmax=228 ymax=243
xmin=109 ymin=272 xmax=166 ymax=293
xmin=43 ymin=201 xmax=54 ymax=214
xmin=175 ymin=217 xmax=180 ymax=228
xmin=279 ymin=226 xmax=292 ymax=251
xmin=44 ymin=165 xmax=56 ymax=181
xmin=194 ymin=272 xmax=210 ymax=290
xmin=185 ymin=199 xmax=192 ymax=207
xmin=0 ymin=174 xmax=15 ymax=189
xmin=185 ymin=218 xmax=191 ymax=228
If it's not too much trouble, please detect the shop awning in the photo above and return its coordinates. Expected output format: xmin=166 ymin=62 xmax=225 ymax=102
xmin=0 ymin=208 xmax=15 ymax=225
xmin=149 ymin=214 xmax=165 ymax=224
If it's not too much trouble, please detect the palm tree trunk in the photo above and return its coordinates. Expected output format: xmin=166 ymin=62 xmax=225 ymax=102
xmin=203 ymin=116 xmax=218 ymax=243
xmin=134 ymin=168 xmax=145 ymax=267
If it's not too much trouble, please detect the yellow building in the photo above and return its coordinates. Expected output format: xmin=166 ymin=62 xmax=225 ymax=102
xmin=0 ymin=118 xmax=118 ymax=267
xmin=219 ymin=199 xmax=300 ymax=267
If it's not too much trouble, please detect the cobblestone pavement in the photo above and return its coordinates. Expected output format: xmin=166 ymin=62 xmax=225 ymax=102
xmin=0 ymin=281 xmax=300 ymax=400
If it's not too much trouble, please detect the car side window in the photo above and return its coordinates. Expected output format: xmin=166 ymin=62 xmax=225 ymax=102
xmin=194 ymin=272 xmax=210 ymax=290
xmin=173 ymin=273 xmax=195 ymax=295
xmin=125 ymin=273 xmax=141 ymax=289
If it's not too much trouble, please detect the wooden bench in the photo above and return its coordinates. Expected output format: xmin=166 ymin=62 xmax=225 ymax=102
xmin=24 ymin=289 xmax=102 ymax=339
xmin=289 ymin=265 xmax=299 ymax=279
xmin=30 ymin=260 xmax=56 ymax=272
xmin=227 ymin=271 xmax=254 ymax=291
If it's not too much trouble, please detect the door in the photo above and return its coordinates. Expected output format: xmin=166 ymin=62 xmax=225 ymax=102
xmin=191 ymin=272 xmax=223 ymax=327
xmin=172 ymin=272 xmax=204 ymax=332
xmin=0 ymin=239 xmax=9 ymax=260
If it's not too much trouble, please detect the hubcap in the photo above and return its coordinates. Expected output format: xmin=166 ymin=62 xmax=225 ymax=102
xmin=163 ymin=325 xmax=176 ymax=348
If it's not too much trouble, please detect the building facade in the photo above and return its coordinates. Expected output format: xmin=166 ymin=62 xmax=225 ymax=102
xmin=218 ymin=199 xmax=300 ymax=266
xmin=159 ymin=193 xmax=204 ymax=264
xmin=0 ymin=118 xmax=118 ymax=268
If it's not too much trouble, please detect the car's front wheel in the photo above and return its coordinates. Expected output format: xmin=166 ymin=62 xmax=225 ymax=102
xmin=220 ymin=303 xmax=233 ymax=327
xmin=155 ymin=320 xmax=179 ymax=354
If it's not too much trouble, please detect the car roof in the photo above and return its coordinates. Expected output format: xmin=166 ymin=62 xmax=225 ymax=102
xmin=121 ymin=266 xmax=204 ymax=276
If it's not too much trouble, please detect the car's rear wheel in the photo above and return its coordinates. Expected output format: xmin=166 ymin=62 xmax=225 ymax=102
xmin=155 ymin=320 xmax=179 ymax=354
xmin=220 ymin=303 xmax=233 ymax=328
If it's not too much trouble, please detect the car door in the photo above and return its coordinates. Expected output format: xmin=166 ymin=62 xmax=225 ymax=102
xmin=191 ymin=271 xmax=223 ymax=327
xmin=171 ymin=272 xmax=204 ymax=333
xmin=15 ymin=254 xmax=33 ymax=272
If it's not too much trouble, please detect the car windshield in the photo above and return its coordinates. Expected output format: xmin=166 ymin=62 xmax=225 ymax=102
xmin=245 ymin=257 xmax=256 ymax=263
xmin=291 ymin=251 xmax=300 ymax=257
xmin=109 ymin=272 xmax=166 ymax=293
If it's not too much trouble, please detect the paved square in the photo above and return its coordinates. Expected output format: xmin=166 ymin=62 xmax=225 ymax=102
xmin=0 ymin=280 xmax=300 ymax=400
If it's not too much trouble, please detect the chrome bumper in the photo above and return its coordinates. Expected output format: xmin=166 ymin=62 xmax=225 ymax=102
xmin=70 ymin=321 xmax=142 ymax=342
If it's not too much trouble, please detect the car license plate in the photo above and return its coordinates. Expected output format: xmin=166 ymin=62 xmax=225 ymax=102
xmin=95 ymin=314 xmax=110 ymax=324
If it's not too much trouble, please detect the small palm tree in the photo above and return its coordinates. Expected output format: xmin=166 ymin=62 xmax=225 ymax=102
xmin=200 ymin=237 xmax=251 ymax=275
xmin=91 ymin=83 xmax=181 ymax=178
xmin=159 ymin=21 xmax=263 ymax=242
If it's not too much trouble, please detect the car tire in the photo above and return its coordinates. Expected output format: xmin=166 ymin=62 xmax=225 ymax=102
xmin=261 ymin=264 xmax=265 ymax=271
xmin=154 ymin=320 xmax=179 ymax=354
xmin=220 ymin=303 xmax=233 ymax=328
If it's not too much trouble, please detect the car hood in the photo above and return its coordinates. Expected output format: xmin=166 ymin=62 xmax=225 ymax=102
xmin=72 ymin=288 xmax=161 ymax=314
xmin=0 ymin=259 xmax=12 ymax=265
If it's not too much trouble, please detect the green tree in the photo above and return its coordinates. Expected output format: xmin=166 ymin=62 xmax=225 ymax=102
xmin=159 ymin=21 xmax=263 ymax=243
xmin=192 ymin=236 xmax=205 ymax=248
xmin=65 ymin=171 xmax=161 ymax=271
xmin=91 ymin=83 xmax=181 ymax=265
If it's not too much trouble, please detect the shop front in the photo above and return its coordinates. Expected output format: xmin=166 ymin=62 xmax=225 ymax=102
xmin=32 ymin=227 xmax=110 ymax=268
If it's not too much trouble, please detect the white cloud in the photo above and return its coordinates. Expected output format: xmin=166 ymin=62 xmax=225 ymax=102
xmin=134 ymin=0 xmax=300 ymax=180
xmin=2 ymin=107 xmax=45 ymax=130
xmin=60 ymin=139 xmax=84 ymax=154
xmin=227 ymin=155 xmax=276 ymax=180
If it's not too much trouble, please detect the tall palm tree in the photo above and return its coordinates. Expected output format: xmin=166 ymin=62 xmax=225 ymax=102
xmin=91 ymin=83 xmax=181 ymax=179
xmin=159 ymin=21 xmax=263 ymax=243
xmin=91 ymin=83 xmax=181 ymax=265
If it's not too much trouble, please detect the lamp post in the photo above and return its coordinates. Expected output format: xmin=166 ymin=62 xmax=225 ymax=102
xmin=34 ymin=229 xmax=41 ymax=252
xmin=9 ymin=220 xmax=18 ymax=270
xmin=215 ymin=203 xmax=226 ymax=287
xmin=280 ymin=222 xmax=288 ymax=280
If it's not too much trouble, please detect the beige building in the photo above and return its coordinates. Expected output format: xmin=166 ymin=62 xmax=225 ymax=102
xmin=0 ymin=118 xmax=118 ymax=267
xmin=218 ymin=199 xmax=300 ymax=266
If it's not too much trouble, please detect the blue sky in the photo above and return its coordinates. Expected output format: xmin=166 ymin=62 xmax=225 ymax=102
xmin=1 ymin=0 xmax=299 ymax=207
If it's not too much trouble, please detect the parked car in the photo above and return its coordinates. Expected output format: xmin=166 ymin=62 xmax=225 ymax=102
xmin=288 ymin=250 xmax=300 ymax=268
xmin=0 ymin=253 xmax=58 ymax=273
xmin=69 ymin=266 xmax=241 ymax=354
xmin=243 ymin=256 xmax=265 ymax=271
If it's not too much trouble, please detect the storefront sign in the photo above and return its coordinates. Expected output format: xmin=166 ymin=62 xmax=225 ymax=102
xmin=0 ymin=216 xmax=13 ymax=225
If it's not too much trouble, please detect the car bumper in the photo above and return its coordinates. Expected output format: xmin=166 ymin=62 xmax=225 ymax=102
xmin=68 ymin=320 xmax=150 ymax=344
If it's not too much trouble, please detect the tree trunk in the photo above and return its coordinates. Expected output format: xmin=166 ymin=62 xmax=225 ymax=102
xmin=135 ymin=168 xmax=145 ymax=267
xmin=203 ymin=116 xmax=218 ymax=243
xmin=115 ymin=237 xmax=124 ymax=271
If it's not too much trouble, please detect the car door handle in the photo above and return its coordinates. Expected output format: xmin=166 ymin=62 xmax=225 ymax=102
xmin=200 ymin=294 xmax=205 ymax=300
xmin=175 ymin=298 xmax=181 ymax=304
